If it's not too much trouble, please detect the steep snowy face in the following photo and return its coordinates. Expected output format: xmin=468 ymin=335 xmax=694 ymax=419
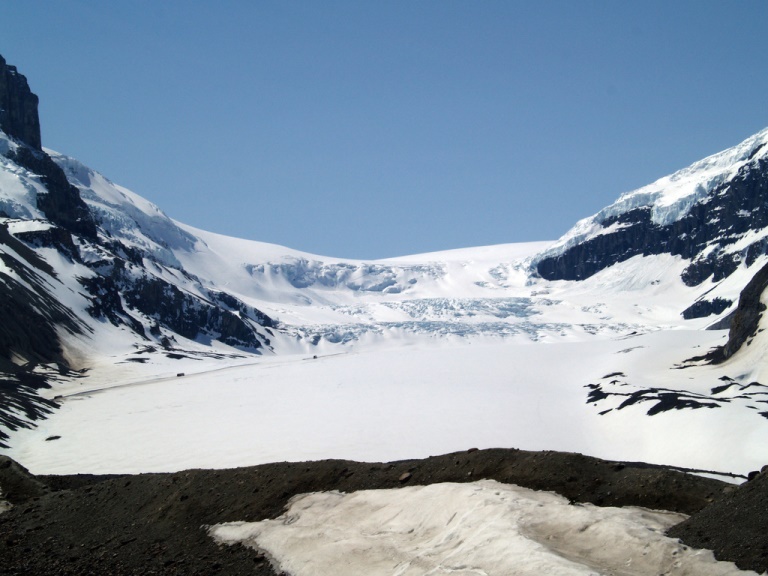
xmin=0 ymin=128 xmax=278 ymax=445
xmin=0 ymin=130 xmax=274 ymax=351
xmin=534 ymin=128 xmax=768 ymax=285
xmin=48 ymin=150 xmax=196 ymax=269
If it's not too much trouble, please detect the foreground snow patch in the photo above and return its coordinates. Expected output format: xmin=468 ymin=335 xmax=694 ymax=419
xmin=209 ymin=480 xmax=755 ymax=576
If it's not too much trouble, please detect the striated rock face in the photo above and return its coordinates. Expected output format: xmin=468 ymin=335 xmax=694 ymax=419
xmin=0 ymin=55 xmax=41 ymax=150
xmin=0 ymin=224 xmax=86 ymax=448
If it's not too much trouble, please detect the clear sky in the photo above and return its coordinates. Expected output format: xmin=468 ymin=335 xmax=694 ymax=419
xmin=1 ymin=1 xmax=767 ymax=259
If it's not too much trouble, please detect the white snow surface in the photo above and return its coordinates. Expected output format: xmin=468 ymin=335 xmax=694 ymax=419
xmin=6 ymin=326 xmax=767 ymax=476
xmin=209 ymin=480 xmax=758 ymax=576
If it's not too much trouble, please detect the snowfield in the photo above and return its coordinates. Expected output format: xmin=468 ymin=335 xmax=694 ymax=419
xmin=5 ymin=314 xmax=767 ymax=477
xmin=4 ymin=212 xmax=767 ymax=477
xmin=210 ymin=480 xmax=758 ymax=576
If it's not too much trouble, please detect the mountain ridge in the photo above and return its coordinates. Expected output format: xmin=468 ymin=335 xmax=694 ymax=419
xmin=534 ymin=128 xmax=768 ymax=284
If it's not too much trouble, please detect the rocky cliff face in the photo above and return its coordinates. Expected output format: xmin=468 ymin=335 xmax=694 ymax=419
xmin=0 ymin=56 xmax=41 ymax=150
xmin=8 ymin=144 xmax=99 ymax=240
xmin=0 ymin=223 xmax=86 ymax=448
xmin=702 ymin=260 xmax=768 ymax=363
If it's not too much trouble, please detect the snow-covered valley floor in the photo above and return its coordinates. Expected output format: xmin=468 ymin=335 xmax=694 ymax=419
xmin=5 ymin=325 xmax=766 ymax=478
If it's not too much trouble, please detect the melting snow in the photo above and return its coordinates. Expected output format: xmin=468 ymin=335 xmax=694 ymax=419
xmin=209 ymin=480 xmax=758 ymax=576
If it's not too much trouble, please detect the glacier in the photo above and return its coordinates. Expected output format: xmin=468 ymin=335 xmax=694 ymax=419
xmin=0 ymin=125 xmax=767 ymax=479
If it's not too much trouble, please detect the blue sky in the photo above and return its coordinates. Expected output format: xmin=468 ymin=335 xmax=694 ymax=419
xmin=2 ymin=1 xmax=767 ymax=259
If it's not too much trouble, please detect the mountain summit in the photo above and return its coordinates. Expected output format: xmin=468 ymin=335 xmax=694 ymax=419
xmin=0 ymin=55 xmax=41 ymax=150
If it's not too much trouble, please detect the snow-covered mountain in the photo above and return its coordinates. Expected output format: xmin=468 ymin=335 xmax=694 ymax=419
xmin=1 ymin=55 xmax=767 ymax=478
xmin=535 ymin=128 xmax=768 ymax=288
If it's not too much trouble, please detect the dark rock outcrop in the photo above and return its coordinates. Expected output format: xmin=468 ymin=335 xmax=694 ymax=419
xmin=8 ymin=145 xmax=98 ymax=241
xmin=536 ymin=157 xmax=768 ymax=285
xmin=704 ymin=259 xmax=768 ymax=363
xmin=0 ymin=55 xmax=41 ymax=150
xmin=0 ymin=224 xmax=87 ymax=447
xmin=78 ymin=252 xmax=274 ymax=351
xmin=0 ymin=456 xmax=48 ymax=503
xmin=681 ymin=297 xmax=732 ymax=320
xmin=120 ymin=275 xmax=272 ymax=349
xmin=668 ymin=465 xmax=768 ymax=573
xmin=1 ymin=54 xmax=97 ymax=240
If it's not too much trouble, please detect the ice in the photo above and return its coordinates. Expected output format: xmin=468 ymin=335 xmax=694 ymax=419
xmin=209 ymin=480 xmax=758 ymax=576
xmin=48 ymin=149 xmax=196 ymax=267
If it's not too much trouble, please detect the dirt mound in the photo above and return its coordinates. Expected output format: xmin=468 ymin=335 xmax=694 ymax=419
xmin=0 ymin=448 xmax=753 ymax=575
xmin=669 ymin=466 xmax=768 ymax=574
xmin=0 ymin=456 xmax=48 ymax=504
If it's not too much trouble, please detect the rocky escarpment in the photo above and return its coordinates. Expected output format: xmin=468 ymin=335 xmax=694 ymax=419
xmin=703 ymin=259 xmax=768 ymax=363
xmin=81 ymin=266 xmax=274 ymax=350
xmin=681 ymin=297 xmax=732 ymax=320
xmin=8 ymin=145 xmax=98 ymax=240
xmin=536 ymin=154 xmax=768 ymax=288
xmin=0 ymin=55 xmax=41 ymax=151
xmin=0 ymin=224 xmax=87 ymax=448
xmin=0 ymin=57 xmax=97 ymax=240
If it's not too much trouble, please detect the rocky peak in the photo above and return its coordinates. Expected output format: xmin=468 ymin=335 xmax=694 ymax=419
xmin=0 ymin=55 xmax=42 ymax=150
